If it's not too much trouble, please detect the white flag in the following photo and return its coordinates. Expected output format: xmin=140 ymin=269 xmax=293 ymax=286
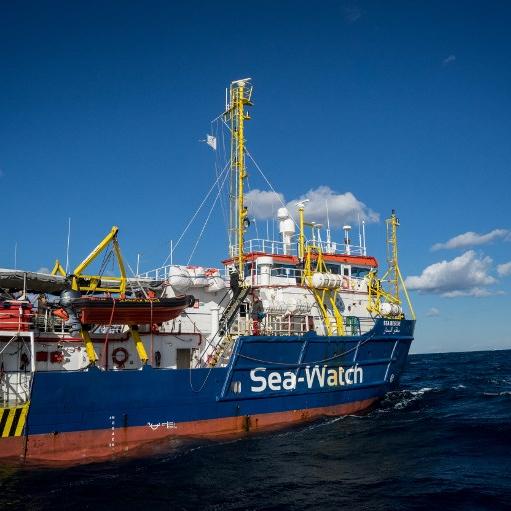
xmin=206 ymin=134 xmax=217 ymax=151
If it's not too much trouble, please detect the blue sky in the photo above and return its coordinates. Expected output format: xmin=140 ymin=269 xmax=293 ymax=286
xmin=1 ymin=1 xmax=510 ymax=353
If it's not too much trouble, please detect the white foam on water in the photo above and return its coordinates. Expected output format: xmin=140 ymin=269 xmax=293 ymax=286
xmin=379 ymin=387 xmax=436 ymax=412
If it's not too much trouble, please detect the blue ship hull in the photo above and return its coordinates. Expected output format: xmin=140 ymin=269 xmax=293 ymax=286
xmin=3 ymin=319 xmax=414 ymax=462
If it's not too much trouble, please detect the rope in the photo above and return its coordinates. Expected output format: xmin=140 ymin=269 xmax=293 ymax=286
xmin=211 ymin=119 xmax=229 ymax=230
xmin=236 ymin=333 xmax=375 ymax=367
xmin=182 ymin=311 xmax=206 ymax=339
xmin=244 ymin=148 xmax=299 ymax=229
xmin=219 ymin=117 xmax=295 ymax=229
xmin=0 ymin=336 xmax=18 ymax=356
xmin=189 ymin=362 xmax=215 ymax=393
xmin=161 ymin=161 xmax=230 ymax=266
xmin=124 ymin=260 xmax=148 ymax=298
xmin=187 ymin=164 xmax=230 ymax=264
xmin=245 ymin=177 xmax=259 ymax=238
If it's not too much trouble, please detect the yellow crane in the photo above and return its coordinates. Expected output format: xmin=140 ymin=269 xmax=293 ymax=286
xmin=51 ymin=226 xmax=127 ymax=295
xmin=50 ymin=227 xmax=149 ymax=366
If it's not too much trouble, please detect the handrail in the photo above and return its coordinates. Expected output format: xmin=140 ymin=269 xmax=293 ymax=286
xmin=229 ymin=237 xmax=366 ymax=257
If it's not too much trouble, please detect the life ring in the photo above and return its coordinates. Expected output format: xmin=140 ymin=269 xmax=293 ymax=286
xmin=112 ymin=347 xmax=129 ymax=368
xmin=341 ymin=276 xmax=350 ymax=289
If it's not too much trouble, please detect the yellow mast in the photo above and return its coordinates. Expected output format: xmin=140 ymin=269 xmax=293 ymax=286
xmin=367 ymin=210 xmax=416 ymax=320
xmin=298 ymin=203 xmax=306 ymax=260
xmin=386 ymin=210 xmax=400 ymax=300
xmin=225 ymin=78 xmax=253 ymax=279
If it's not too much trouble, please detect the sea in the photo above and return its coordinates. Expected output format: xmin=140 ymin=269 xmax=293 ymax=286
xmin=1 ymin=349 xmax=510 ymax=511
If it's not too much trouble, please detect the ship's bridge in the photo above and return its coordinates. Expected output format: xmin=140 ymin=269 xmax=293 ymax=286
xmin=223 ymin=236 xmax=378 ymax=289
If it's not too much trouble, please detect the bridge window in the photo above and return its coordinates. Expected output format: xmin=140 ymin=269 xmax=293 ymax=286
xmin=351 ymin=267 xmax=370 ymax=278
xmin=273 ymin=264 xmax=295 ymax=277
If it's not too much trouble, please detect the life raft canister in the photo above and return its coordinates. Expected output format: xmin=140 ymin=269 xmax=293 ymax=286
xmin=112 ymin=347 xmax=129 ymax=368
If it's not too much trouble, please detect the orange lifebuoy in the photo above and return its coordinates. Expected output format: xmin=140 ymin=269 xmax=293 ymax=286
xmin=112 ymin=347 xmax=129 ymax=368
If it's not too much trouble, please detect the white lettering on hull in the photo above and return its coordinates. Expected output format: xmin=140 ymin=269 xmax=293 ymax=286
xmin=249 ymin=364 xmax=363 ymax=393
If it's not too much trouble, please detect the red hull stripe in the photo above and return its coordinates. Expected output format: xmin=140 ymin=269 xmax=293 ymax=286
xmin=2 ymin=397 xmax=378 ymax=464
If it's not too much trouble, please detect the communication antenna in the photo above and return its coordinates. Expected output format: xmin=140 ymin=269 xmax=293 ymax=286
xmin=358 ymin=214 xmax=362 ymax=254
xmin=136 ymin=253 xmax=142 ymax=276
xmin=362 ymin=220 xmax=367 ymax=255
xmin=325 ymin=200 xmax=332 ymax=251
xmin=65 ymin=217 xmax=71 ymax=274
xmin=296 ymin=199 xmax=310 ymax=260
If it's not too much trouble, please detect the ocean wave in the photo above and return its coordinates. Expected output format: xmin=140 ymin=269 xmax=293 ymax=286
xmin=379 ymin=387 xmax=436 ymax=411
xmin=482 ymin=391 xmax=511 ymax=397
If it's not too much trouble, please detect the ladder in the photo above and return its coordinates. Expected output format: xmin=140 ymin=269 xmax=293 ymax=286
xmin=201 ymin=286 xmax=250 ymax=368
xmin=218 ymin=286 xmax=250 ymax=337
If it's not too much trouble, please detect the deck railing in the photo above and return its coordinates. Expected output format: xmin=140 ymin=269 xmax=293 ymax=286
xmin=229 ymin=237 xmax=366 ymax=258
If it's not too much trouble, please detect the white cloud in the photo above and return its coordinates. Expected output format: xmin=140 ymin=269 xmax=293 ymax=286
xmin=497 ymin=261 xmax=511 ymax=277
xmin=289 ymin=186 xmax=379 ymax=227
xmin=431 ymin=229 xmax=510 ymax=251
xmin=442 ymin=54 xmax=456 ymax=66
xmin=245 ymin=189 xmax=284 ymax=219
xmin=426 ymin=307 xmax=440 ymax=317
xmin=245 ymin=186 xmax=379 ymax=228
xmin=405 ymin=250 xmax=497 ymax=297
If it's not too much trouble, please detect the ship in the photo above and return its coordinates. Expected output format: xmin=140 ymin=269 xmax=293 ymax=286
xmin=0 ymin=79 xmax=415 ymax=463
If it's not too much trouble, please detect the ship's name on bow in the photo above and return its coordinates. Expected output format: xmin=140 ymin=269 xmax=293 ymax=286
xmin=249 ymin=364 xmax=363 ymax=393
